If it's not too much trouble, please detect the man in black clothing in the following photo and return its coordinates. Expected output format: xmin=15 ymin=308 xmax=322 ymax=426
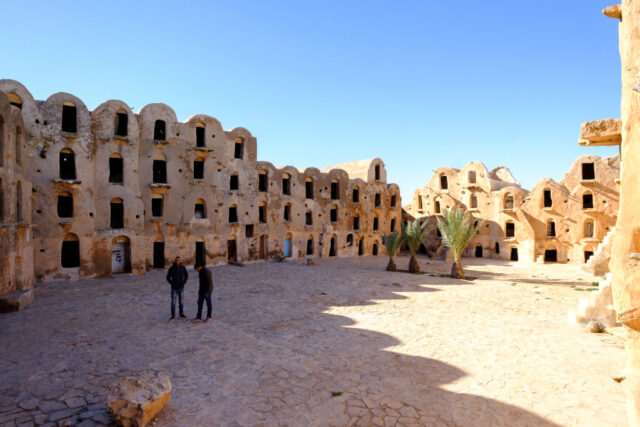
xmin=166 ymin=256 xmax=188 ymax=322
xmin=192 ymin=264 xmax=213 ymax=323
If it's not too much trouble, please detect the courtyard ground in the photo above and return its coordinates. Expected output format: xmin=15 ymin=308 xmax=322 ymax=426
xmin=0 ymin=256 xmax=627 ymax=426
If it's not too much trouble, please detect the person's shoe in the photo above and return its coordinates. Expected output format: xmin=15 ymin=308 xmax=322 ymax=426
xmin=169 ymin=317 xmax=175 ymax=323
xmin=204 ymin=317 xmax=212 ymax=323
xmin=192 ymin=318 xmax=201 ymax=323
xmin=179 ymin=314 xmax=187 ymax=319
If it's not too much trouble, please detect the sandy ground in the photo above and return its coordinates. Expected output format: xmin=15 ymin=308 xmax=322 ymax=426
xmin=0 ymin=256 xmax=627 ymax=426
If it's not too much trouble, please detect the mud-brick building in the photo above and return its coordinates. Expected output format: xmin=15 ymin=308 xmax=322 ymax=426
xmin=407 ymin=155 xmax=620 ymax=265
xmin=0 ymin=89 xmax=34 ymax=312
xmin=0 ymin=79 xmax=402 ymax=285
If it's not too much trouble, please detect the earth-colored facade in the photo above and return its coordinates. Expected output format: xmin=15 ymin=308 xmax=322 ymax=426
xmin=0 ymin=79 xmax=402 ymax=289
xmin=407 ymin=155 xmax=620 ymax=267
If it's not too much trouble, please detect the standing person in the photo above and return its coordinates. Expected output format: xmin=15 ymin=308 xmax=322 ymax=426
xmin=166 ymin=256 xmax=188 ymax=322
xmin=192 ymin=264 xmax=213 ymax=323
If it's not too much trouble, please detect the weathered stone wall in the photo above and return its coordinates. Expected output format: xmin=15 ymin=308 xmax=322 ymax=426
xmin=0 ymin=89 xmax=34 ymax=308
xmin=0 ymin=80 xmax=401 ymax=282
xmin=406 ymin=156 xmax=619 ymax=264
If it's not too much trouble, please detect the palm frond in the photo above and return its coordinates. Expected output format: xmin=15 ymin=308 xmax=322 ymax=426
xmin=402 ymin=220 xmax=434 ymax=256
xmin=383 ymin=231 xmax=403 ymax=258
xmin=436 ymin=208 xmax=482 ymax=261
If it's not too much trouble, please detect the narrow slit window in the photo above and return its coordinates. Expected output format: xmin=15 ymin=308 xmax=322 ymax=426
xmin=543 ymin=190 xmax=553 ymax=208
xmin=115 ymin=112 xmax=128 ymax=137
xmin=234 ymin=137 xmax=244 ymax=159
xmin=373 ymin=217 xmax=379 ymax=231
xmin=282 ymin=174 xmax=291 ymax=195
xmin=375 ymin=164 xmax=380 ymax=180
xmin=352 ymin=188 xmax=359 ymax=203
xmin=110 ymin=199 xmax=124 ymax=229
xmin=109 ymin=155 xmax=123 ymax=183
xmin=375 ymin=193 xmax=381 ymax=207
xmin=306 ymin=179 xmax=314 ymax=199
xmin=230 ymin=174 xmax=239 ymax=190
xmin=61 ymin=104 xmax=77 ymax=133
xmin=330 ymin=207 xmax=338 ymax=223
xmin=196 ymin=125 xmax=205 ymax=147
xmin=440 ymin=175 xmax=448 ymax=190
xmin=331 ymin=181 xmax=339 ymax=200
xmin=284 ymin=204 xmax=291 ymax=221
xmin=229 ymin=205 xmax=238 ymax=223
xmin=259 ymin=172 xmax=268 ymax=192
xmin=259 ymin=204 xmax=266 ymax=223
xmin=194 ymin=158 xmax=204 ymax=180
xmin=390 ymin=218 xmax=396 ymax=232
xmin=353 ymin=215 xmax=360 ymax=230
xmin=305 ymin=211 xmax=313 ymax=226
xmin=390 ymin=195 xmax=397 ymax=208
xmin=547 ymin=220 xmax=556 ymax=237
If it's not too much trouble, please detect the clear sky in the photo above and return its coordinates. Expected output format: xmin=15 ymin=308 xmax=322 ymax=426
xmin=1 ymin=0 xmax=621 ymax=202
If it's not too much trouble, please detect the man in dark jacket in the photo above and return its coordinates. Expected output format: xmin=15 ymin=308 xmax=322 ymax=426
xmin=166 ymin=256 xmax=188 ymax=322
xmin=192 ymin=264 xmax=213 ymax=323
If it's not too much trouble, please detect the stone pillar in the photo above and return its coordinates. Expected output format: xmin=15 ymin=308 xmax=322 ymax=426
xmin=609 ymin=1 xmax=640 ymax=425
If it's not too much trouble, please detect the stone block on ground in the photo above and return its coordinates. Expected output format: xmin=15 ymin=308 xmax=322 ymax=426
xmin=108 ymin=371 xmax=171 ymax=427
xmin=0 ymin=290 xmax=34 ymax=313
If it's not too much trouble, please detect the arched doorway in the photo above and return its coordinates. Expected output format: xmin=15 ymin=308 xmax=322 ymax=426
xmin=111 ymin=236 xmax=131 ymax=273
xmin=283 ymin=233 xmax=292 ymax=257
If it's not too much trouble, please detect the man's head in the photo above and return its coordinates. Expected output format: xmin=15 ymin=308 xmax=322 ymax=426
xmin=194 ymin=264 xmax=203 ymax=272
xmin=175 ymin=257 xmax=181 ymax=265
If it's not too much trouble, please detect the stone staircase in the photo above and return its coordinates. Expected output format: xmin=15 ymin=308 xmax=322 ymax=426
xmin=582 ymin=227 xmax=616 ymax=276
xmin=568 ymin=273 xmax=617 ymax=327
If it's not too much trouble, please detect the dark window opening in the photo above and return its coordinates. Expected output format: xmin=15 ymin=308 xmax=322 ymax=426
xmin=153 ymin=242 xmax=165 ymax=269
xmin=305 ymin=211 xmax=313 ymax=226
xmin=234 ymin=142 xmax=244 ymax=159
xmin=372 ymin=244 xmax=378 ymax=255
xmin=582 ymin=163 xmax=595 ymax=180
xmin=245 ymin=224 xmax=254 ymax=238
xmin=153 ymin=120 xmax=166 ymax=141
xmin=583 ymin=194 xmax=594 ymax=209
xmin=259 ymin=173 xmax=267 ymax=192
xmin=195 ymin=202 xmax=206 ymax=218
xmin=440 ymin=175 xmax=448 ymax=190
xmin=544 ymin=250 xmax=557 ymax=262
xmin=504 ymin=196 xmax=514 ymax=210
xmin=59 ymin=151 xmax=76 ymax=180
xmin=468 ymin=171 xmax=476 ymax=184
xmin=194 ymin=160 xmax=204 ymax=180
xmin=227 ymin=239 xmax=237 ymax=262
xmin=61 ymin=240 xmax=80 ymax=268
xmin=284 ymin=205 xmax=291 ymax=221
xmin=196 ymin=241 xmax=206 ymax=266
xmin=584 ymin=251 xmax=594 ymax=263
xmin=543 ymin=190 xmax=552 ymax=208
xmin=470 ymin=195 xmax=477 ymax=209
xmin=229 ymin=206 xmax=238 ymax=223
xmin=352 ymin=188 xmax=359 ymax=203
xmin=373 ymin=217 xmax=379 ymax=231
xmin=353 ymin=216 xmax=360 ymax=230
xmin=109 ymin=157 xmax=123 ymax=183
xmin=475 ymin=245 xmax=483 ymax=258
xmin=329 ymin=237 xmax=336 ymax=257
xmin=230 ymin=174 xmax=239 ymax=190
xmin=330 ymin=208 xmax=337 ymax=223
xmin=306 ymin=239 xmax=314 ymax=255
xmin=390 ymin=218 xmax=396 ymax=232
xmin=110 ymin=201 xmax=124 ymax=229
xmin=152 ymin=160 xmax=167 ymax=183
xmin=390 ymin=195 xmax=397 ymax=208
xmin=547 ymin=221 xmax=556 ymax=237
xmin=505 ymin=222 xmax=515 ymax=238
xmin=375 ymin=193 xmax=381 ymax=207
xmin=282 ymin=176 xmax=291 ymax=195
xmin=375 ymin=164 xmax=381 ymax=180
xmin=61 ymin=105 xmax=77 ymax=133
xmin=437 ymin=228 xmax=442 ymax=237
xmin=306 ymin=180 xmax=314 ymax=199
xmin=151 ymin=198 xmax=163 ymax=217
xmin=15 ymin=184 xmax=21 ymax=223
xmin=510 ymin=248 xmax=519 ymax=261
xmin=57 ymin=194 xmax=73 ymax=218
xmin=346 ymin=234 xmax=353 ymax=246
xmin=495 ymin=242 xmax=500 ymax=254
xmin=196 ymin=126 xmax=205 ymax=147
xmin=115 ymin=113 xmax=128 ymax=137
xmin=259 ymin=205 xmax=266 ymax=223
xmin=358 ymin=239 xmax=364 ymax=256
xmin=331 ymin=182 xmax=339 ymax=200
xmin=435 ymin=201 xmax=441 ymax=214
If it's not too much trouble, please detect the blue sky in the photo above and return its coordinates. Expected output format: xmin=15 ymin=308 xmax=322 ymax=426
xmin=1 ymin=0 xmax=621 ymax=201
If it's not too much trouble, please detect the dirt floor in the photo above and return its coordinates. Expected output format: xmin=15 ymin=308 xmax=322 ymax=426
xmin=0 ymin=256 xmax=627 ymax=426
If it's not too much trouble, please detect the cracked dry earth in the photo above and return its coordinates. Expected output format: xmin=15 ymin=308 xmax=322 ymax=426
xmin=0 ymin=256 xmax=627 ymax=426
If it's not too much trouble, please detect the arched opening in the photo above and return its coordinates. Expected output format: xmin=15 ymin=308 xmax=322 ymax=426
xmin=234 ymin=136 xmax=244 ymax=159
xmin=61 ymin=102 xmax=77 ymax=133
xmin=7 ymin=93 xmax=22 ymax=110
xmin=583 ymin=192 xmax=594 ymax=210
xmin=258 ymin=170 xmax=268 ymax=192
xmin=110 ymin=198 xmax=124 ymax=229
xmin=352 ymin=187 xmax=359 ymax=203
xmin=346 ymin=233 xmax=353 ymax=247
xmin=435 ymin=200 xmax=441 ymax=214
xmin=195 ymin=198 xmax=206 ymax=219
xmin=151 ymin=194 xmax=163 ymax=217
xmin=283 ymin=233 xmax=292 ymax=257
xmin=109 ymin=153 xmax=123 ymax=183
xmin=331 ymin=179 xmax=339 ymax=200
xmin=547 ymin=220 xmax=556 ymax=237
xmin=114 ymin=110 xmax=128 ymax=137
xmin=258 ymin=201 xmax=266 ymax=223
xmin=153 ymin=241 xmax=165 ymax=269
xmin=375 ymin=164 xmax=381 ymax=180
xmin=440 ymin=175 xmax=448 ymax=190
xmin=510 ymin=247 xmax=519 ymax=261
xmin=470 ymin=194 xmax=478 ymax=209
xmin=57 ymin=191 xmax=73 ymax=218
xmin=196 ymin=123 xmax=205 ymax=147
xmin=358 ymin=238 xmax=364 ymax=256
xmin=282 ymin=173 xmax=291 ymax=195
xmin=329 ymin=235 xmax=337 ymax=257
xmin=61 ymin=234 xmax=80 ymax=268
xmin=153 ymin=120 xmax=166 ymax=141
xmin=284 ymin=203 xmax=291 ymax=221
xmin=111 ymin=236 xmax=131 ymax=274
xmin=194 ymin=157 xmax=204 ymax=180
xmin=229 ymin=204 xmax=238 ymax=223
xmin=372 ymin=243 xmax=379 ymax=255
xmin=230 ymin=172 xmax=239 ymax=190
xmin=504 ymin=194 xmax=514 ymax=210
xmin=305 ymin=210 xmax=313 ymax=226
xmin=59 ymin=148 xmax=76 ymax=180
xmin=306 ymin=177 xmax=314 ymax=199
xmin=306 ymin=235 xmax=314 ymax=255
xmin=584 ymin=220 xmax=595 ymax=238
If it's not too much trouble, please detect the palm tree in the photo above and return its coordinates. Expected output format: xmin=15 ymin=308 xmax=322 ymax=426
xmin=402 ymin=220 xmax=434 ymax=273
xmin=383 ymin=231 xmax=403 ymax=272
xmin=436 ymin=207 xmax=482 ymax=279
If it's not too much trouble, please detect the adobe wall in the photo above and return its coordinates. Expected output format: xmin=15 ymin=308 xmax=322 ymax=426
xmin=0 ymin=80 xmax=402 ymax=283
xmin=406 ymin=156 xmax=620 ymax=265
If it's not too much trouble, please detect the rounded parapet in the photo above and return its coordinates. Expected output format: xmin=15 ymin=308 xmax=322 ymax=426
xmin=92 ymin=100 xmax=139 ymax=143
xmin=0 ymin=80 xmax=42 ymax=135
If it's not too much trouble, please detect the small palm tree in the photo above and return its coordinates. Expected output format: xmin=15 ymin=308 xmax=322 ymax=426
xmin=436 ymin=207 xmax=482 ymax=279
xmin=383 ymin=231 xmax=403 ymax=272
xmin=402 ymin=220 xmax=434 ymax=273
